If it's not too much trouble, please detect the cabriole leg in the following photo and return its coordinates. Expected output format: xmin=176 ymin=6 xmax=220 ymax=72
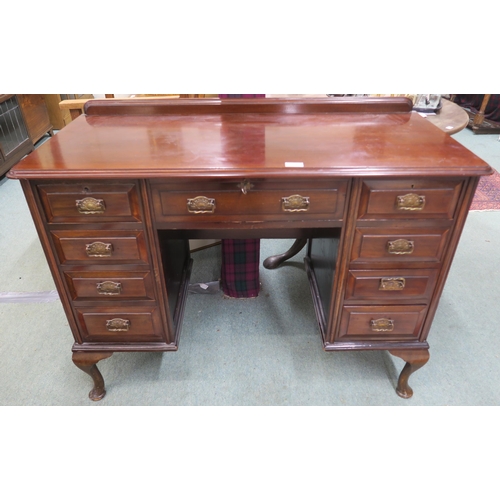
xmin=388 ymin=348 xmax=430 ymax=399
xmin=263 ymin=238 xmax=308 ymax=269
xmin=72 ymin=351 xmax=113 ymax=401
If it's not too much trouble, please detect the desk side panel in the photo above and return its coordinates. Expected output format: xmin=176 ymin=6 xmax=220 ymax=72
xmin=20 ymin=180 xmax=84 ymax=343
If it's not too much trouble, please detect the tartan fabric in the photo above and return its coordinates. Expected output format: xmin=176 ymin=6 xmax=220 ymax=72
xmin=219 ymin=94 xmax=264 ymax=298
xmin=221 ymin=239 xmax=260 ymax=298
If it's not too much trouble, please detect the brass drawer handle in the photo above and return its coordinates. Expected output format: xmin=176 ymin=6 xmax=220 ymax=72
xmin=379 ymin=277 xmax=406 ymax=291
xmin=387 ymin=239 xmax=414 ymax=255
xmin=397 ymin=193 xmax=425 ymax=211
xmin=96 ymin=281 xmax=122 ymax=295
xmin=76 ymin=197 xmax=106 ymax=214
xmin=282 ymin=194 xmax=310 ymax=212
xmin=370 ymin=318 xmax=394 ymax=332
xmin=86 ymin=242 xmax=113 ymax=257
xmin=106 ymin=318 xmax=130 ymax=332
xmin=187 ymin=196 xmax=216 ymax=214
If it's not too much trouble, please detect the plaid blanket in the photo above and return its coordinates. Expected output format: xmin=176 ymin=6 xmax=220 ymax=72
xmin=220 ymin=239 xmax=260 ymax=298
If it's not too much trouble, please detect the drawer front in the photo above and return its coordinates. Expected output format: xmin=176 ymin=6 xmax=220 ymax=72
xmin=76 ymin=306 xmax=165 ymax=342
xmin=358 ymin=179 xmax=463 ymax=220
xmin=339 ymin=305 xmax=427 ymax=341
xmin=151 ymin=179 xmax=348 ymax=225
xmin=51 ymin=230 xmax=150 ymax=265
xmin=351 ymin=227 xmax=450 ymax=265
xmin=345 ymin=269 xmax=438 ymax=301
xmin=64 ymin=270 xmax=156 ymax=301
xmin=37 ymin=182 xmax=142 ymax=223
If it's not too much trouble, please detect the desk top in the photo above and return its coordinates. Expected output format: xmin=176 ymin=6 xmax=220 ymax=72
xmin=9 ymin=98 xmax=492 ymax=180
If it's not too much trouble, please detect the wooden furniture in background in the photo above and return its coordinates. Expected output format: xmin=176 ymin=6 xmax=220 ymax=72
xmin=473 ymin=94 xmax=492 ymax=130
xmin=17 ymin=95 xmax=53 ymax=144
xmin=44 ymin=94 xmax=94 ymax=129
xmin=8 ymin=98 xmax=493 ymax=401
xmin=468 ymin=94 xmax=500 ymax=134
xmin=58 ymin=99 xmax=93 ymax=120
xmin=0 ymin=94 xmax=33 ymax=177
xmin=451 ymin=94 xmax=500 ymax=134
xmin=422 ymin=99 xmax=469 ymax=135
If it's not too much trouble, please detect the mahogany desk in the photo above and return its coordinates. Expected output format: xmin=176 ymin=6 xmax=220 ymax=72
xmin=8 ymin=98 xmax=493 ymax=401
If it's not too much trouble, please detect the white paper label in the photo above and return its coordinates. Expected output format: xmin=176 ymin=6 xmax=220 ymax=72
xmin=285 ymin=162 xmax=304 ymax=168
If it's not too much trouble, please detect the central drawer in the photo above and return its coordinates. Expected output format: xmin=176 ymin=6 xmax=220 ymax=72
xmin=150 ymin=179 xmax=349 ymax=226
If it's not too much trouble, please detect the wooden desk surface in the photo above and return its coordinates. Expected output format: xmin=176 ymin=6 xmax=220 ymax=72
xmin=9 ymin=98 xmax=491 ymax=180
xmin=267 ymin=95 xmax=470 ymax=135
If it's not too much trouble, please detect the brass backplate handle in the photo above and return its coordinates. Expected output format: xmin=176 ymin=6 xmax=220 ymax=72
xmin=387 ymin=239 xmax=414 ymax=255
xmin=86 ymin=242 xmax=113 ymax=257
xmin=106 ymin=318 xmax=130 ymax=332
xmin=397 ymin=193 xmax=425 ymax=211
xmin=76 ymin=197 xmax=106 ymax=214
xmin=379 ymin=277 xmax=406 ymax=291
xmin=187 ymin=196 xmax=216 ymax=214
xmin=370 ymin=318 xmax=395 ymax=332
xmin=282 ymin=194 xmax=310 ymax=212
xmin=96 ymin=281 xmax=122 ymax=295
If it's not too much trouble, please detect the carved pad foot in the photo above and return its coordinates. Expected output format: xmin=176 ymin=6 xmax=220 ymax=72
xmin=263 ymin=238 xmax=308 ymax=269
xmin=389 ymin=348 xmax=430 ymax=399
xmin=72 ymin=351 xmax=113 ymax=401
